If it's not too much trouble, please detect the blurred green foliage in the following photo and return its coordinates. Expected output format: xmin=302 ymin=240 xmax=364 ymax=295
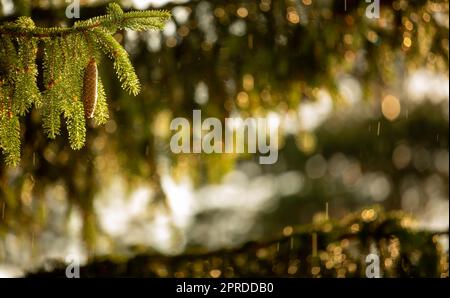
xmin=29 ymin=207 xmax=448 ymax=277
xmin=0 ymin=0 xmax=448 ymax=276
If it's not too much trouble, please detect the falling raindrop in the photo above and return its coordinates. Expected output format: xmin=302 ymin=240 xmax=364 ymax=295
xmin=325 ymin=202 xmax=329 ymax=220
xmin=377 ymin=121 xmax=381 ymax=136
xmin=41 ymin=204 xmax=47 ymax=221
xmin=312 ymin=232 xmax=317 ymax=257
xmin=248 ymin=34 xmax=253 ymax=49
xmin=1 ymin=201 xmax=5 ymax=220
xmin=31 ymin=232 xmax=35 ymax=252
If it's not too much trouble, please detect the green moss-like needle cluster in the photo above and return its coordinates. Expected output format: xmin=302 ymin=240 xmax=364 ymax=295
xmin=0 ymin=3 xmax=170 ymax=165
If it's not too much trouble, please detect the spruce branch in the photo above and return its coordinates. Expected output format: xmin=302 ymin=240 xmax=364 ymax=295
xmin=93 ymin=78 xmax=109 ymax=126
xmin=0 ymin=3 xmax=170 ymax=37
xmin=0 ymin=3 xmax=171 ymax=165
xmin=92 ymin=29 xmax=141 ymax=95
xmin=0 ymin=114 xmax=21 ymax=166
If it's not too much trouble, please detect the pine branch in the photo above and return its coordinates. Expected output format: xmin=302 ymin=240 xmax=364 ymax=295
xmin=0 ymin=3 xmax=170 ymax=37
xmin=93 ymin=78 xmax=109 ymax=126
xmin=92 ymin=29 xmax=141 ymax=95
xmin=0 ymin=3 xmax=170 ymax=166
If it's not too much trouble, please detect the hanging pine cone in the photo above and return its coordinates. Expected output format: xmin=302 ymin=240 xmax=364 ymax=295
xmin=82 ymin=58 xmax=98 ymax=119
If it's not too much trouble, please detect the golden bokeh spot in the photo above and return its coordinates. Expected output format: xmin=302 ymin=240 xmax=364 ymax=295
xmin=224 ymin=98 xmax=234 ymax=111
xmin=177 ymin=25 xmax=190 ymax=37
xmin=404 ymin=20 xmax=414 ymax=31
xmin=381 ymin=94 xmax=401 ymax=121
xmin=201 ymin=41 xmax=213 ymax=51
xmin=322 ymin=223 xmax=333 ymax=233
xmin=214 ymin=7 xmax=226 ymax=18
xmin=260 ymin=89 xmax=272 ymax=103
xmin=325 ymin=260 xmax=334 ymax=269
xmin=348 ymin=263 xmax=357 ymax=273
xmin=311 ymin=266 xmax=321 ymax=275
xmin=384 ymin=258 xmax=393 ymax=268
xmin=237 ymin=91 xmax=249 ymax=108
xmin=333 ymin=246 xmax=342 ymax=255
xmin=392 ymin=144 xmax=411 ymax=169
xmin=260 ymin=2 xmax=271 ymax=12
xmin=288 ymin=265 xmax=298 ymax=274
xmin=350 ymin=223 xmax=360 ymax=233
xmin=341 ymin=239 xmax=350 ymax=248
xmin=237 ymin=7 xmax=248 ymax=18
xmin=256 ymin=248 xmax=269 ymax=259
xmin=367 ymin=30 xmax=379 ymax=43
xmin=320 ymin=251 xmax=329 ymax=261
xmin=337 ymin=268 xmax=347 ymax=278
xmin=165 ymin=36 xmax=177 ymax=48
xmin=287 ymin=11 xmax=300 ymax=24
xmin=152 ymin=109 xmax=172 ymax=138
xmin=156 ymin=266 xmax=168 ymax=277
xmin=243 ymin=74 xmax=254 ymax=91
xmin=283 ymin=225 xmax=294 ymax=236
xmin=343 ymin=34 xmax=353 ymax=45
xmin=361 ymin=208 xmax=377 ymax=222
xmin=400 ymin=216 xmax=416 ymax=229
xmin=403 ymin=36 xmax=412 ymax=48
xmin=344 ymin=50 xmax=356 ymax=62
xmin=210 ymin=269 xmax=222 ymax=278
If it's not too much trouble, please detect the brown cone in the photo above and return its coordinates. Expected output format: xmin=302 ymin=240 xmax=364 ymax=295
xmin=82 ymin=58 xmax=98 ymax=118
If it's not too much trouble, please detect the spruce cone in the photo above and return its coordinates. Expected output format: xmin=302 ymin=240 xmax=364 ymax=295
xmin=82 ymin=58 xmax=98 ymax=119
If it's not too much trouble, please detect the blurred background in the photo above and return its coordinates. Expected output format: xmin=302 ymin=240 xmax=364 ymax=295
xmin=0 ymin=0 xmax=448 ymax=277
